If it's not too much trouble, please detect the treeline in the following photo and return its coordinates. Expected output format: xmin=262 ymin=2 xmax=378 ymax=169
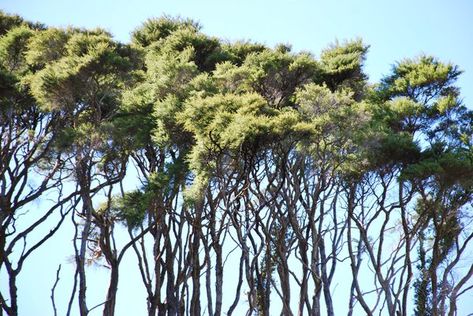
xmin=0 ymin=11 xmax=472 ymax=316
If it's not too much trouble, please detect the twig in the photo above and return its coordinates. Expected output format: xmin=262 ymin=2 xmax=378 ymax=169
xmin=51 ymin=264 xmax=62 ymax=316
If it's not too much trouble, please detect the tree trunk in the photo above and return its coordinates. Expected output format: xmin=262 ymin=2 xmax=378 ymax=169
xmin=103 ymin=261 xmax=119 ymax=316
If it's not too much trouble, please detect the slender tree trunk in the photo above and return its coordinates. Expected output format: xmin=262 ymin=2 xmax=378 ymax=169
xmin=77 ymin=199 xmax=92 ymax=316
xmin=76 ymin=157 xmax=93 ymax=316
xmin=165 ymin=234 xmax=178 ymax=316
xmin=214 ymin=244 xmax=223 ymax=316
xmin=103 ymin=261 xmax=119 ymax=316
xmin=190 ymin=226 xmax=201 ymax=315
xmin=5 ymin=266 xmax=18 ymax=316
xmin=319 ymin=238 xmax=334 ymax=316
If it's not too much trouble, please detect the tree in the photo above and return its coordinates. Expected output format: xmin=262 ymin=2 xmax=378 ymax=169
xmin=0 ymin=20 xmax=76 ymax=316
xmin=27 ymin=25 xmax=135 ymax=315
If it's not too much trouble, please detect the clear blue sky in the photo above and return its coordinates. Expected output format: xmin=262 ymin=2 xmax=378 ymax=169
xmin=2 ymin=0 xmax=473 ymax=315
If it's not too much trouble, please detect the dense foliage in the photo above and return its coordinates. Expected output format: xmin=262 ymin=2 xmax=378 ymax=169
xmin=1 ymin=12 xmax=472 ymax=316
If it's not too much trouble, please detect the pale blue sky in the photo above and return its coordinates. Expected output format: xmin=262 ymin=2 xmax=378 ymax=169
xmin=1 ymin=0 xmax=473 ymax=315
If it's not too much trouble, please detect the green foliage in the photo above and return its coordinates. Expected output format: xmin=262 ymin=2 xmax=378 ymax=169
xmin=367 ymin=132 xmax=421 ymax=170
xmin=0 ymin=25 xmax=33 ymax=74
xmin=212 ymin=61 xmax=253 ymax=94
xmin=221 ymin=40 xmax=267 ymax=66
xmin=402 ymin=147 xmax=473 ymax=188
xmin=0 ymin=11 xmax=25 ymax=36
xmin=132 ymin=16 xmax=200 ymax=47
xmin=28 ymin=30 xmax=132 ymax=112
xmin=146 ymin=47 xmax=199 ymax=99
xmin=0 ymin=24 xmax=45 ymax=125
xmin=413 ymin=234 xmax=433 ymax=316
xmin=178 ymin=93 xmax=269 ymax=179
xmin=0 ymin=65 xmax=26 ymax=119
xmin=320 ymin=39 xmax=368 ymax=76
xmin=0 ymin=11 xmax=44 ymax=36
xmin=0 ymin=65 xmax=16 ymax=102
xmin=241 ymin=48 xmax=320 ymax=107
xmin=179 ymin=92 xmax=300 ymax=163
xmin=155 ymin=28 xmax=223 ymax=72
xmin=296 ymin=83 xmax=353 ymax=117
xmin=116 ymin=84 xmax=156 ymax=149
xmin=2 ymin=13 xmax=468 ymax=210
xmin=109 ymin=159 xmax=187 ymax=228
xmin=25 ymin=28 xmax=70 ymax=67
xmin=319 ymin=39 xmax=369 ymax=99
xmin=379 ymin=55 xmax=461 ymax=103
xmin=134 ymin=17 xmax=223 ymax=73
xmin=111 ymin=190 xmax=147 ymax=229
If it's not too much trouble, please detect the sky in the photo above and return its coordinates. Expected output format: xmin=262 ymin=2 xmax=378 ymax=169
xmin=1 ymin=0 xmax=473 ymax=315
